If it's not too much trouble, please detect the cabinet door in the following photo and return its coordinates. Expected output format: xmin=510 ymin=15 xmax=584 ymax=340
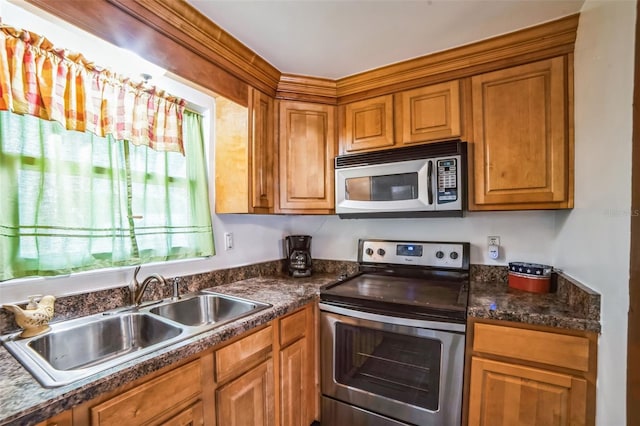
xmin=278 ymin=101 xmax=336 ymax=212
xmin=158 ymin=401 xmax=204 ymax=426
xmin=250 ymin=89 xmax=275 ymax=211
xmin=396 ymin=80 xmax=461 ymax=144
xmin=471 ymin=57 xmax=571 ymax=209
xmin=217 ymin=359 xmax=275 ymax=426
xmin=215 ymin=97 xmax=250 ymax=214
xmin=280 ymin=338 xmax=308 ymax=426
xmin=341 ymin=95 xmax=394 ymax=153
xmin=468 ymin=357 xmax=587 ymax=426
xmin=216 ymin=90 xmax=275 ymax=214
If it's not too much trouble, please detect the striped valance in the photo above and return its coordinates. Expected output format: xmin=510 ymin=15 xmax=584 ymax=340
xmin=0 ymin=25 xmax=186 ymax=154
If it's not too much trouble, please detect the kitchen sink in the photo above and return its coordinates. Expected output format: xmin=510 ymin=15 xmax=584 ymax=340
xmin=1 ymin=292 xmax=271 ymax=388
xmin=28 ymin=313 xmax=182 ymax=371
xmin=150 ymin=293 xmax=269 ymax=327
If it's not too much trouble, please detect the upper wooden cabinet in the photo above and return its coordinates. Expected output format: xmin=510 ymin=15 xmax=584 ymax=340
xmin=339 ymin=80 xmax=462 ymax=154
xmin=341 ymin=94 xmax=394 ymax=153
xmin=470 ymin=56 xmax=572 ymax=210
xmin=215 ymin=88 xmax=275 ymax=214
xmin=396 ymin=80 xmax=462 ymax=145
xmin=250 ymin=89 xmax=275 ymax=212
xmin=278 ymin=101 xmax=336 ymax=213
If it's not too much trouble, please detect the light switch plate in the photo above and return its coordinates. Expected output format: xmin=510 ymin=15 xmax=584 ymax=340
xmin=224 ymin=232 xmax=234 ymax=250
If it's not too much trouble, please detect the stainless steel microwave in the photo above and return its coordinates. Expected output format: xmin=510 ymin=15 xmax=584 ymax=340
xmin=335 ymin=140 xmax=467 ymax=218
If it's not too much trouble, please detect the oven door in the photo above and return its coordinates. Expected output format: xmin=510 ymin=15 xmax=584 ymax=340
xmin=320 ymin=304 xmax=465 ymax=426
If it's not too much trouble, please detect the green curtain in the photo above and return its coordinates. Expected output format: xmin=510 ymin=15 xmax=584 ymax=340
xmin=0 ymin=110 xmax=214 ymax=282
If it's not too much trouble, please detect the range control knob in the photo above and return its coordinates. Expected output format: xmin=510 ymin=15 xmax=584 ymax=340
xmin=365 ymin=248 xmax=374 ymax=256
xmin=450 ymin=251 xmax=459 ymax=260
xmin=377 ymin=248 xmax=386 ymax=256
xmin=435 ymin=250 xmax=445 ymax=259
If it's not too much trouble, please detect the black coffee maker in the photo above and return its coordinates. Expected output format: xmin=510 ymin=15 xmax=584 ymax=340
xmin=285 ymin=235 xmax=312 ymax=277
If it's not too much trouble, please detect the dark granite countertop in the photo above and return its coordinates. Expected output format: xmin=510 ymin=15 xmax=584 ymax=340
xmin=468 ymin=272 xmax=601 ymax=333
xmin=0 ymin=274 xmax=336 ymax=426
xmin=0 ymin=269 xmax=601 ymax=425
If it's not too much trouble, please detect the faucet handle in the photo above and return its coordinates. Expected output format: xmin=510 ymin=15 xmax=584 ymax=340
xmin=129 ymin=266 xmax=142 ymax=306
xmin=132 ymin=266 xmax=141 ymax=284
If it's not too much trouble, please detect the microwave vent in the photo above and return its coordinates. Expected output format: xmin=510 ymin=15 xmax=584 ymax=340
xmin=335 ymin=139 xmax=465 ymax=168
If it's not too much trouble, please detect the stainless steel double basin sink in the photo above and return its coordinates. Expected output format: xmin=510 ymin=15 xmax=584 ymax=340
xmin=1 ymin=292 xmax=271 ymax=387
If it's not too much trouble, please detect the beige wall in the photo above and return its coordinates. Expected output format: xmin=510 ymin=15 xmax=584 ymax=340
xmin=554 ymin=1 xmax=636 ymax=424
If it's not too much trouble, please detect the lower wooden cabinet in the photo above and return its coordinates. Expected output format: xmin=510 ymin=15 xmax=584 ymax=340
xmin=216 ymin=359 xmax=275 ymax=426
xmin=469 ymin=357 xmax=587 ymax=426
xmin=466 ymin=319 xmax=597 ymax=426
xmin=35 ymin=410 xmax=73 ymax=426
xmin=214 ymin=305 xmax=317 ymax=426
xmin=41 ymin=304 xmax=318 ymax=426
xmin=277 ymin=305 xmax=316 ymax=426
xmin=160 ymin=401 xmax=205 ymax=426
xmin=85 ymin=360 xmax=204 ymax=426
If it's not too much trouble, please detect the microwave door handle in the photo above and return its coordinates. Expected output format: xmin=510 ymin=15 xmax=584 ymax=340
xmin=427 ymin=159 xmax=434 ymax=205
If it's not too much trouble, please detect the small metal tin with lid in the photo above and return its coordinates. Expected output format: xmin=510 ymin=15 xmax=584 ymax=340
xmin=508 ymin=262 xmax=553 ymax=293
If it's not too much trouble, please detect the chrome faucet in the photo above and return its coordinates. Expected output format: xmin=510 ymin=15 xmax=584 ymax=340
xmin=129 ymin=266 xmax=179 ymax=307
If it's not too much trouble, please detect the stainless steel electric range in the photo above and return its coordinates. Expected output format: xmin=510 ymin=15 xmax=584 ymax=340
xmin=319 ymin=238 xmax=470 ymax=426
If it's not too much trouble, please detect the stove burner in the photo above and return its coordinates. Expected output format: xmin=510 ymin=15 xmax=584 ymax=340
xmin=320 ymin=239 xmax=470 ymax=323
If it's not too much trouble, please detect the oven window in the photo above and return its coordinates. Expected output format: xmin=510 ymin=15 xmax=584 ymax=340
xmin=334 ymin=322 xmax=441 ymax=411
xmin=345 ymin=173 xmax=418 ymax=201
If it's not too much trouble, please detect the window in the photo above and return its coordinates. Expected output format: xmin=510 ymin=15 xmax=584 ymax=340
xmin=0 ymin=110 xmax=214 ymax=282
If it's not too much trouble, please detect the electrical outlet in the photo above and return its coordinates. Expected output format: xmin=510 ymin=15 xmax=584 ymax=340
xmin=224 ymin=232 xmax=234 ymax=250
xmin=488 ymin=236 xmax=500 ymax=246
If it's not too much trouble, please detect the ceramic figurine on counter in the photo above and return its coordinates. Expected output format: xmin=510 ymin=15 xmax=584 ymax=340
xmin=2 ymin=295 xmax=56 ymax=338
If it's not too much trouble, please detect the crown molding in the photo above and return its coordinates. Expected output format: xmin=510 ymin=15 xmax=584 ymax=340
xmin=24 ymin=1 xmax=578 ymax=105
xmin=335 ymin=13 xmax=580 ymax=103
xmin=276 ymin=74 xmax=338 ymax=105
xmin=107 ymin=0 xmax=281 ymax=96
xmin=24 ymin=0 xmax=280 ymax=100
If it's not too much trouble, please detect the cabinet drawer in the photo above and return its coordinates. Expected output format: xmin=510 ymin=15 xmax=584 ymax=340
xmin=160 ymin=401 xmax=204 ymax=426
xmin=90 ymin=360 xmax=202 ymax=425
xmin=473 ymin=323 xmax=590 ymax=372
xmin=280 ymin=308 xmax=307 ymax=347
xmin=216 ymin=325 xmax=272 ymax=383
xmin=36 ymin=410 xmax=72 ymax=426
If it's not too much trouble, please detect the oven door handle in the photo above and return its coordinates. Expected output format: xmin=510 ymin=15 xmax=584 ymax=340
xmin=319 ymin=302 xmax=466 ymax=333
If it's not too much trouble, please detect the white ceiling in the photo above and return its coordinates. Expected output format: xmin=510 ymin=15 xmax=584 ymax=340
xmin=187 ymin=0 xmax=585 ymax=80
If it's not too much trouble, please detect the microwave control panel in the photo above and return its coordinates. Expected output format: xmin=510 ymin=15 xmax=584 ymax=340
xmin=436 ymin=158 xmax=458 ymax=204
